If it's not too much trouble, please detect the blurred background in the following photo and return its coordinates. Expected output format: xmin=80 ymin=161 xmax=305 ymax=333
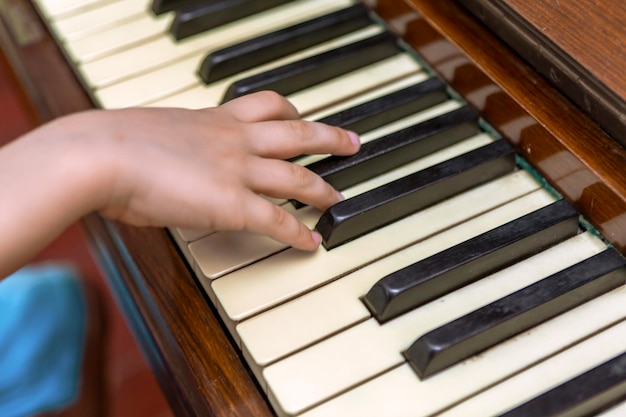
xmin=1 ymin=44 xmax=174 ymax=417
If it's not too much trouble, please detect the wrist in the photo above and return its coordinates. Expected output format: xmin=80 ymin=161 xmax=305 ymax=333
xmin=18 ymin=111 xmax=117 ymax=221
xmin=0 ymin=111 xmax=116 ymax=275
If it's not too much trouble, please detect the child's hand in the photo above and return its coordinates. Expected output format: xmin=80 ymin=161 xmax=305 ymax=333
xmin=90 ymin=91 xmax=360 ymax=250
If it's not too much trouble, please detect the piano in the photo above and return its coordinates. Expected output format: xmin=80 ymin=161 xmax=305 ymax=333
xmin=1 ymin=0 xmax=625 ymax=416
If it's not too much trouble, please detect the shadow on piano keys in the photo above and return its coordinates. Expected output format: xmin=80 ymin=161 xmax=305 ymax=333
xmin=4 ymin=0 xmax=626 ymax=416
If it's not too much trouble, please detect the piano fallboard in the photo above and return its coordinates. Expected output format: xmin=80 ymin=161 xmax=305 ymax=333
xmin=459 ymin=0 xmax=626 ymax=149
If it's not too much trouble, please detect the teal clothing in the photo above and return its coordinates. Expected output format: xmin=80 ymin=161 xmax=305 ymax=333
xmin=0 ymin=264 xmax=86 ymax=417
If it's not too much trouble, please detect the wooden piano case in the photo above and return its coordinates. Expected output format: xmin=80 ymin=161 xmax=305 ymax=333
xmin=0 ymin=0 xmax=624 ymax=416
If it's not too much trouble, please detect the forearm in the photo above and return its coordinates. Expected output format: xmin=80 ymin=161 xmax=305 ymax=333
xmin=0 ymin=112 xmax=111 ymax=277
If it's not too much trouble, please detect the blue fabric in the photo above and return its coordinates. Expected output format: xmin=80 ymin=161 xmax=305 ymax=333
xmin=0 ymin=264 xmax=86 ymax=417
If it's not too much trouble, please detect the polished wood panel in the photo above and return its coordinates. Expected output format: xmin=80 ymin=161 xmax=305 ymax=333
xmin=504 ymin=0 xmax=625 ymax=102
xmin=453 ymin=0 xmax=626 ymax=148
xmin=2 ymin=0 xmax=625 ymax=416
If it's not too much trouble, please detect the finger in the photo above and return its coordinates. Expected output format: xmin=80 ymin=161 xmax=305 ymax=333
xmin=219 ymin=91 xmax=300 ymax=122
xmin=245 ymin=119 xmax=360 ymax=160
xmin=240 ymin=193 xmax=322 ymax=251
xmin=246 ymin=159 xmax=343 ymax=211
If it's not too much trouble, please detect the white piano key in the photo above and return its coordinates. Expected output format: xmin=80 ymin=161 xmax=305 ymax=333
xmin=598 ymin=400 xmax=626 ymax=416
xmin=50 ymin=0 xmax=151 ymax=42
xmin=288 ymin=53 xmax=420 ymax=117
xmin=238 ymin=186 xmax=562 ymax=370
xmin=70 ymin=0 xmax=358 ymax=67
xmin=172 ymin=227 xmax=212 ymax=243
xmin=95 ymin=54 xmax=205 ymax=107
xmin=262 ymin=232 xmax=608 ymax=416
xmin=299 ymin=363 xmax=418 ymax=417
xmin=64 ymin=11 xmax=171 ymax=64
xmin=96 ymin=24 xmax=385 ymax=108
xmin=33 ymin=0 xmax=110 ymax=20
xmin=297 ymin=278 xmax=626 ymax=417
xmin=78 ymin=0 xmax=356 ymax=89
xmin=147 ymin=52 xmax=420 ymax=112
xmin=304 ymin=72 xmax=430 ymax=121
xmin=439 ymin=322 xmax=626 ymax=416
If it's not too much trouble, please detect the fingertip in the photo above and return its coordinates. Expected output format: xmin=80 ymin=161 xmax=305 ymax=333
xmin=311 ymin=230 xmax=322 ymax=247
xmin=334 ymin=129 xmax=360 ymax=156
xmin=255 ymin=200 xmax=322 ymax=251
xmin=291 ymin=229 xmax=323 ymax=252
xmin=347 ymin=130 xmax=361 ymax=149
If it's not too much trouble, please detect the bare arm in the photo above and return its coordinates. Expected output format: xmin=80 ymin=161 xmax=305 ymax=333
xmin=0 ymin=92 xmax=359 ymax=277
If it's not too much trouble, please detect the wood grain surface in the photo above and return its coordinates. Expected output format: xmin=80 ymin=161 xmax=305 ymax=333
xmin=505 ymin=0 xmax=625 ymax=101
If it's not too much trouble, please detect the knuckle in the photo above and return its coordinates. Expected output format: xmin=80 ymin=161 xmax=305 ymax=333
xmin=286 ymin=119 xmax=315 ymax=141
xmin=288 ymin=163 xmax=315 ymax=187
xmin=317 ymin=183 xmax=339 ymax=211
xmin=256 ymin=91 xmax=292 ymax=111
xmin=269 ymin=204 xmax=291 ymax=229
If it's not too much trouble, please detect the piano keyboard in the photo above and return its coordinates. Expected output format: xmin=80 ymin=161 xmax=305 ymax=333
xmin=31 ymin=0 xmax=626 ymax=416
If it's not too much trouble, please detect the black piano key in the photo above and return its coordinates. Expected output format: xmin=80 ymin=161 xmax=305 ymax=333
xmin=500 ymin=350 xmax=626 ymax=417
xmin=315 ymin=139 xmax=517 ymax=250
xmin=290 ymin=104 xmax=475 ymax=209
xmin=199 ymin=4 xmax=374 ymax=84
xmin=306 ymin=105 xmax=480 ymax=191
xmin=286 ymin=77 xmax=448 ymax=168
xmin=221 ymin=31 xmax=402 ymax=103
xmin=363 ymin=198 xmax=580 ymax=323
xmin=404 ymin=248 xmax=626 ymax=379
xmin=170 ymin=0 xmax=295 ymax=40
xmin=315 ymin=77 xmax=448 ymax=134
xmin=151 ymin=0 xmax=199 ymax=15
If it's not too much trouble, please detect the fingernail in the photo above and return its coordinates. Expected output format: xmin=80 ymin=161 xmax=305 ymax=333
xmin=336 ymin=190 xmax=345 ymax=202
xmin=347 ymin=130 xmax=360 ymax=147
xmin=311 ymin=230 xmax=322 ymax=246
